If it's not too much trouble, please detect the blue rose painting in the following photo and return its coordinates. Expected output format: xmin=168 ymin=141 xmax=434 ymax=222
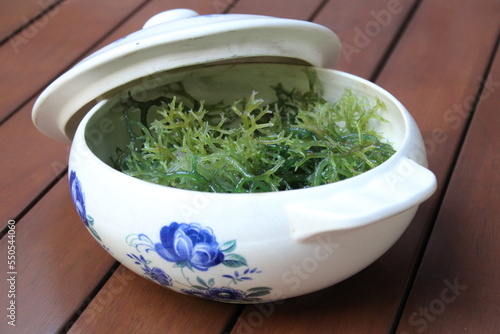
xmin=154 ymin=223 xmax=224 ymax=271
xmin=127 ymin=222 xmax=271 ymax=303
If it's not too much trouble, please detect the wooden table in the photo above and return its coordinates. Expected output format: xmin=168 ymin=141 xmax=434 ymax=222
xmin=1 ymin=0 xmax=499 ymax=333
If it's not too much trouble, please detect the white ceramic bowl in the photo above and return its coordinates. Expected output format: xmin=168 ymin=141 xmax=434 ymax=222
xmin=66 ymin=63 xmax=436 ymax=303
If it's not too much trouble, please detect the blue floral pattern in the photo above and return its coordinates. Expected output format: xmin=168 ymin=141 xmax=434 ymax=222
xmin=155 ymin=223 xmax=224 ymax=271
xmin=127 ymin=253 xmax=172 ymax=286
xmin=68 ymin=171 xmax=271 ymax=303
xmin=68 ymin=171 xmax=108 ymax=250
xmin=127 ymin=222 xmax=271 ymax=303
xmin=69 ymin=170 xmax=88 ymax=227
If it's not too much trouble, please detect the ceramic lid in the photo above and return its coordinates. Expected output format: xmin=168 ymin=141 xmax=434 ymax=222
xmin=32 ymin=9 xmax=341 ymax=142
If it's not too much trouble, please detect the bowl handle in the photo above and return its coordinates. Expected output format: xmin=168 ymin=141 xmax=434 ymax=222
xmin=285 ymin=156 xmax=437 ymax=241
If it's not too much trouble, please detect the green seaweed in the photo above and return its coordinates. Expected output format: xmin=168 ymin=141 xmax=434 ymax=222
xmin=113 ymin=75 xmax=395 ymax=193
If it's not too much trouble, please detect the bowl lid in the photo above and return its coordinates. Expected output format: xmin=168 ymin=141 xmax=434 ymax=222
xmin=32 ymin=9 xmax=341 ymax=142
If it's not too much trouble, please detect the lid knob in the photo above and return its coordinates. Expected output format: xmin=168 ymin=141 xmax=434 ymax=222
xmin=143 ymin=9 xmax=200 ymax=29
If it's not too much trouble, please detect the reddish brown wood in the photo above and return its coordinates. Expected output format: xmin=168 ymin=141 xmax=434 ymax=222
xmin=0 ymin=178 xmax=115 ymax=333
xmin=396 ymin=44 xmax=500 ymax=334
xmin=67 ymin=266 xmax=240 ymax=334
xmin=0 ymin=0 xmax=59 ymax=42
xmin=315 ymin=0 xmax=418 ymax=78
xmin=0 ymin=0 xmax=147 ymax=122
xmin=231 ymin=0 xmax=499 ymax=332
xmin=229 ymin=0 xmax=419 ymax=80
xmin=0 ymin=100 xmax=69 ymax=226
xmin=229 ymin=0 xmax=325 ymax=20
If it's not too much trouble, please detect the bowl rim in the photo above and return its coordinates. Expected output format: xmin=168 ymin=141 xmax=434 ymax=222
xmin=71 ymin=67 xmax=417 ymax=199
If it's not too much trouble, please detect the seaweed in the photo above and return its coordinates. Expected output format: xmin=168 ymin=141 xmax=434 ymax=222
xmin=113 ymin=74 xmax=395 ymax=193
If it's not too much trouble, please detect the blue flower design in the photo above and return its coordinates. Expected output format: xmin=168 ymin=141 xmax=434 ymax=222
xmin=154 ymin=222 xmax=225 ymax=271
xmin=182 ymin=287 xmax=247 ymax=301
xmin=127 ymin=253 xmax=173 ymax=287
xmin=222 ymin=268 xmax=262 ymax=284
xmin=68 ymin=170 xmax=104 ymax=244
xmin=126 ymin=223 xmax=272 ymax=302
xmin=206 ymin=287 xmax=247 ymax=300
xmin=144 ymin=266 xmax=173 ymax=286
xmin=69 ymin=170 xmax=88 ymax=227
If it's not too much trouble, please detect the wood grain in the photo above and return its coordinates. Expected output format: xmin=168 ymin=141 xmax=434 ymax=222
xmin=229 ymin=0 xmax=325 ymax=20
xmin=315 ymin=0 xmax=418 ymax=78
xmin=0 ymin=178 xmax=115 ymax=333
xmin=396 ymin=43 xmax=500 ymax=334
xmin=0 ymin=0 xmax=60 ymax=43
xmin=0 ymin=99 xmax=69 ymax=226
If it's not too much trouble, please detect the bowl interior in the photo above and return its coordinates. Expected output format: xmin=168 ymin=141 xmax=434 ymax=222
xmin=83 ymin=63 xmax=408 ymax=172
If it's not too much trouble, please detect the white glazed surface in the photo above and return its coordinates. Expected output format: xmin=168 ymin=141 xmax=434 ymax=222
xmin=68 ymin=63 xmax=436 ymax=303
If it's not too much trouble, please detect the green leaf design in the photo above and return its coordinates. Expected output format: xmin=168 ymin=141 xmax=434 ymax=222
xmin=88 ymin=225 xmax=102 ymax=241
xmin=222 ymin=254 xmax=247 ymax=268
xmin=196 ymin=276 xmax=208 ymax=288
xmin=247 ymin=287 xmax=272 ymax=292
xmin=247 ymin=290 xmax=271 ymax=297
xmin=220 ymin=240 xmax=237 ymax=253
xmin=246 ymin=287 xmax=272 ymax=297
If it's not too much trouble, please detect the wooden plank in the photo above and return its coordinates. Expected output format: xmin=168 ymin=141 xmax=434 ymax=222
xmin=376 ymin=0 xmax=500 ymax=182
xmin=0 ymin=0 xmax=60 ymax=43
xmin=0 ymin=178 xmax=116 ymax=333
xmin=0 ymin=0 xmax=147 ymax=123
xmin=0 ymin=99 xmax=69 ymax=226
xmin=315 ymin=0 xmax=418 ymax=78
xmin=67 ymin=266 xmax=240 ymax=334
xmin=228 ymin=0 xmax=325 ymax=20
xmin=231 ymin=0 xmax=500 ymax=332
xmin=229 ymin=0 xmax=419 ymax=80
xmin=396 ymin=44 xmax=500 ymax=334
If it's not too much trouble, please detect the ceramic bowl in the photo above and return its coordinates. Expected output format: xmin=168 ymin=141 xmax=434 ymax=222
xmin=66 ymin=62 xmax=436 ymax=303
